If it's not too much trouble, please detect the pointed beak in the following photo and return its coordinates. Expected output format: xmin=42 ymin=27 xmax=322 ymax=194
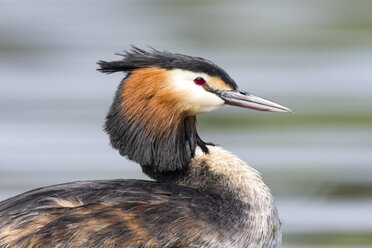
xmin=218 ymin=90 xmax=293 ymax=113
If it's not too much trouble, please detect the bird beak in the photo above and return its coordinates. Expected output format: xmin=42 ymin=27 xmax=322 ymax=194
xmin=218 ymin=90 xmax=293 ymax=113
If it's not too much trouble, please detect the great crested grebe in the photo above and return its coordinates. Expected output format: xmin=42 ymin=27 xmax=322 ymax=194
xmin=0 ymin=47 xmax=292 ymax=248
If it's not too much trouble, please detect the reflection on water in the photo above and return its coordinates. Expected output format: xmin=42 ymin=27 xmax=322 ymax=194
xmin=1 ymin=0 xmax=372 ymax=247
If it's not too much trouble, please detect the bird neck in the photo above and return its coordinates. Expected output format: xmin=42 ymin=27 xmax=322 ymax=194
xmin=105 ymin=77 xmax=210 ymax=177
xmin=173 ymin=145 xmax=274 ymax=206
xmin=172 ymin=145 xmax=281 ymax=246
xmin=105 ymin=68 xmax=214 ymax=177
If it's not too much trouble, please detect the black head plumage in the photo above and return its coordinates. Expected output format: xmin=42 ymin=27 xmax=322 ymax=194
xmin=97 ymin=46 xmax=237 ymax=89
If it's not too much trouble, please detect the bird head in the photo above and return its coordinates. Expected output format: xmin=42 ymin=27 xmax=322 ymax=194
xmin=98 ymin=47 xmax=292 ymax=179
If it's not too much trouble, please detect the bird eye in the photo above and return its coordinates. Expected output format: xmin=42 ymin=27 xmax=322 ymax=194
xmin=194 ymin=77 xmax=206 ymax=86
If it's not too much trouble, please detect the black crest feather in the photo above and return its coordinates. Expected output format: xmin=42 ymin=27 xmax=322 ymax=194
xmin=97 ymin=46 xmax=237 ymax=89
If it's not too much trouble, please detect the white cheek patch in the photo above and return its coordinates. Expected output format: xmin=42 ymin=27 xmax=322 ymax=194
xmin=170 ymin=69 xmax=225 ymax=114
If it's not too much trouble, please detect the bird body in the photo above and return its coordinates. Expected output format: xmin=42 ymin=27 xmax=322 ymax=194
xmin=0 ymin=47 xmax=290 ymax=248
xmin=0 ymin=146 xmax=280 ymax=248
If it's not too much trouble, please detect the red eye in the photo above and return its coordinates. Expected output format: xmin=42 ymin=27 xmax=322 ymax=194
xmin=194 ymin=77 xmax=206 ymax=86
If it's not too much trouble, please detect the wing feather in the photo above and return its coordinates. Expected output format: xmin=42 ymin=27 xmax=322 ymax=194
xmin=0 ymin=180 xmax=225 ymax=248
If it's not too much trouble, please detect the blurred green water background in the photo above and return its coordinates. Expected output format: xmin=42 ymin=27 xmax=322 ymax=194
xmin=1 ymin=0 xmax=371 ymax=247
